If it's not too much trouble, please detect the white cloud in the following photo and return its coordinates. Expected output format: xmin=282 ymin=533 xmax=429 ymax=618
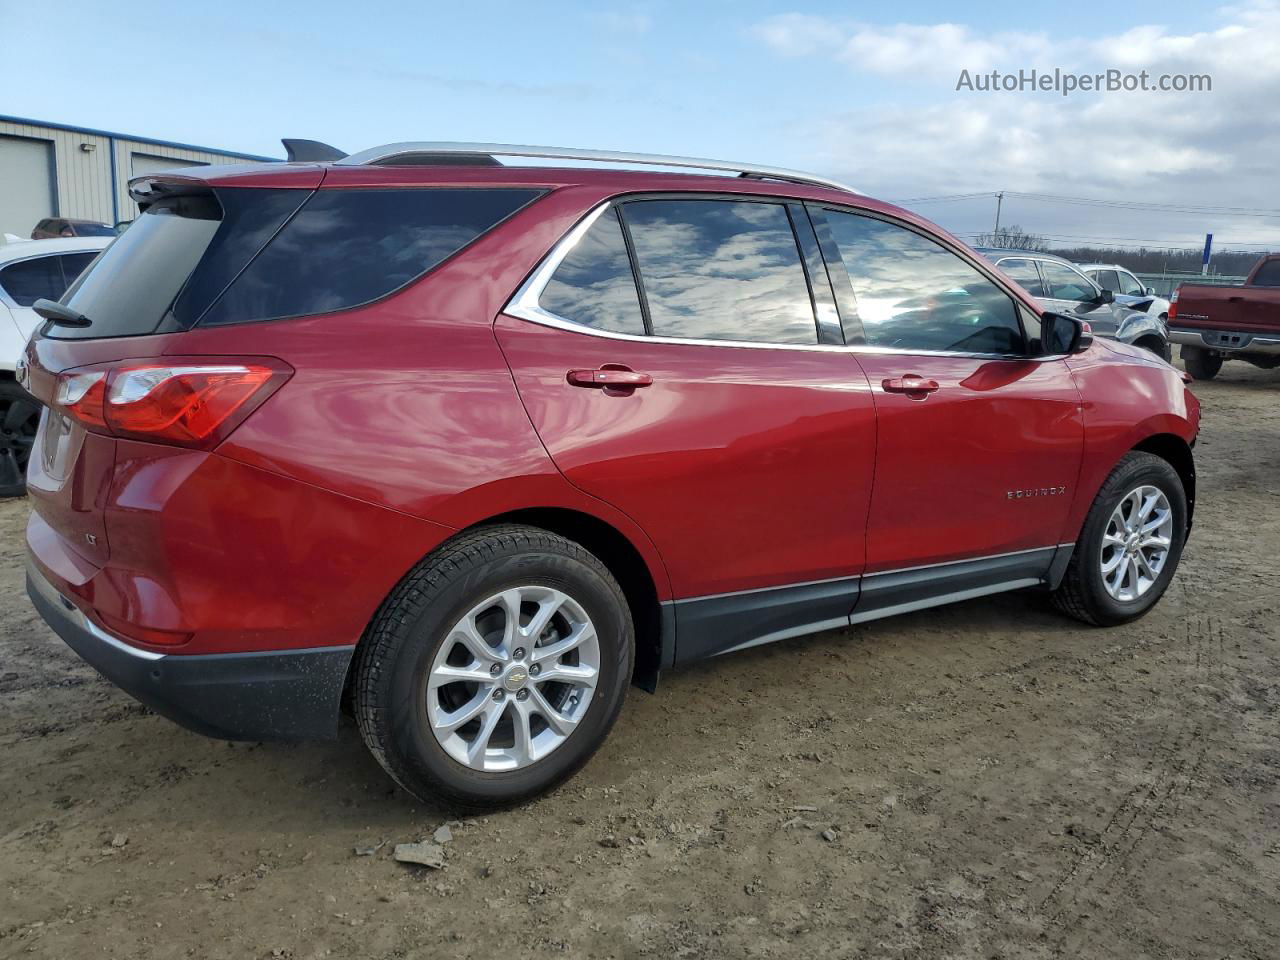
xmin=751 ymin=2 xmax=1280 ymax=247
xmin=752 ymin=14 xmax=1051 ymax=76
xmin=593 ymin=11 xmax=652 ymax=35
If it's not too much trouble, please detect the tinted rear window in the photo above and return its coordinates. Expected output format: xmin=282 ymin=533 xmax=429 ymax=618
xmin=70 ymin=223 xmax=116 ymax=237
xmin=1 ymin=256 xmax=65 ymax=306
xmin=1253 ymin=260 xmax=1280 ymax=286
xmin=54 ymin=193 xmax=221 ymax=339
xmin=49 ymin=186 xmax=542 ymax=340
xmin=199 ymin=188 xmax=542 ymax=326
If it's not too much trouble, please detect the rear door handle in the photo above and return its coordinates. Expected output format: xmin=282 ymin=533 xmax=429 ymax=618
xmin=567 ymin=368 xmax=653 ymax=389
xmin=882 ymin=375 xmax=940 ymax=397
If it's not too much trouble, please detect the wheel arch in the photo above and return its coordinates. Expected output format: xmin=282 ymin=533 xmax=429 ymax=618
xmin=1131 ymin=432 xmax=1196 ymax=529
xmin=472 ymin=508 xmax=670 ymax=691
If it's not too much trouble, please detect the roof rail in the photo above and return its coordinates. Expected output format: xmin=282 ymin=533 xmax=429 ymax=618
xmin=334 ymin=142 xmax=859 ymax=194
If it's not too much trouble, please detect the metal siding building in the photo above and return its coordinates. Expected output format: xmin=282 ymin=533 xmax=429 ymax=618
xmin=0 ymin=116 xmax=275 ymax=237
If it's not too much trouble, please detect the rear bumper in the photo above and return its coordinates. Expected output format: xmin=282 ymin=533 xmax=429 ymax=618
xmin=27 ymin=558 xmax=353 ymax=741
xmin=1169 ymin=327 xmax=1280 ymax=355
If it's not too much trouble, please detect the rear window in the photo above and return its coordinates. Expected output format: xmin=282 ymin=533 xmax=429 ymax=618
xmin=70 ymin=223 xmax=116 ymax=237
xmin=199 ymin=188 xmax=543 ymax=326
xmin=55 ymin=193 xmax=222 ymax=339
xmin=49 ymin=186 xmax=542 ymax=339
xmin=1252 ymin=259 xmax=1280 ymax=287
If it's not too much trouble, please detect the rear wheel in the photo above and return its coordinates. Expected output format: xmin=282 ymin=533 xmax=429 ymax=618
xmin=1134 ymin=336 xmax=1168 ymax=360
xmin=1182 ymin=346 xmax=1222 ymax=380
xmin=354 ymin=525 xmax=633 ymax=808
xmin=0 ymin=380 xmax=40 ymax=498
xmin=1051 ymin=452 xmax=1187 ymax=626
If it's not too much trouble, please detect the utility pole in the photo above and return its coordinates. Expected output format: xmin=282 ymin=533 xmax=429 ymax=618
xmin=993 ymin=191 xmax=1004 ymax=239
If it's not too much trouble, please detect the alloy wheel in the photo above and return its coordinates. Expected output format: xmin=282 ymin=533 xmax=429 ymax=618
xmin=1099 ymin=484 xmax=1174 ymax=602
xmin=426 ymin=585 xmax=600 ymax=772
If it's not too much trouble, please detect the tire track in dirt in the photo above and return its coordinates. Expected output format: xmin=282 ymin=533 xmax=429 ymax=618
xmin=1041 ymin=611 xmax=1224 ymax=955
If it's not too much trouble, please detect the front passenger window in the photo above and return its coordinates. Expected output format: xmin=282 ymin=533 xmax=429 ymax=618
xmin=822 ymin=210 xmax=1025 ymax=355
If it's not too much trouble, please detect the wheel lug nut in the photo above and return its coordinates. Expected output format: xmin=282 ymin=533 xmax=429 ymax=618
xmin=513 ymin=648 xmax=526 ymax=660
xmin=529 ymin=663 xmax=540 ymax=676
xmin=516 ymin=689 xmax=529 ymax=701
xmin=489 ymin=664 xmax=501 ymax=677
xmin=492 ymin=689 xmax=504 ymax=701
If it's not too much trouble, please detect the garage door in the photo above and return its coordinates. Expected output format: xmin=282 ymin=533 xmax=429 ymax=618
xmin=0 ymin=135 xmax=56 ymax=239
xmin=130 ymin=153 xmax=208 ymax=177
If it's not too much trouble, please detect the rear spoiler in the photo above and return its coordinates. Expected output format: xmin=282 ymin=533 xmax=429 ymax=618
xmin=281 ymin=139 xmax=347 ymax=162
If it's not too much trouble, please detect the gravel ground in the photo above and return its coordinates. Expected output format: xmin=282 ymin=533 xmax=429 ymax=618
xmin=2 ymin=358 xmax=1278 ymax=960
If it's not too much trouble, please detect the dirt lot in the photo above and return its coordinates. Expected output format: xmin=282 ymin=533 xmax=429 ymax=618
xmin=2 ymin=360 xmax=1278 ymax=960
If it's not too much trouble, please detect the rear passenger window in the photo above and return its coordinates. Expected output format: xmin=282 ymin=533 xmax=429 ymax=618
xmin=998 ymin=258 xmax=1046 ymax=297
xmin=823 ymin=210 xmax=1025 ymax=355
xmin=200 ymin=188 xmax=543 ymax=326
xmin=621 ymin=199 xmax=817 ymax=345
xmin=1252 ymin=260 xmax=1280 ymax=286
xmin=1092 ymin=269 xmax=1121 ymax=293
xmin=0 ymin=256 xmax=65 ymax=306
xmin=539 ymin=208 xmax=645 ymax=335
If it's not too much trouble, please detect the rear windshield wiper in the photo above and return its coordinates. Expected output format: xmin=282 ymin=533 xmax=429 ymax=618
xmin=33 ymin=299 xmax=92 ymax=328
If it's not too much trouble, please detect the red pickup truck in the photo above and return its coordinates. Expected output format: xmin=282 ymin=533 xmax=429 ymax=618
xmin=1169 ymin=254 xmax=1280 ymax=379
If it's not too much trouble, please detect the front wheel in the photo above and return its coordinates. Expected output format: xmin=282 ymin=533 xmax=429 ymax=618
xmin=1051 ymin=452 xmax=1187 ymax=626
xmin=0 ymin=380 xmax=41 ymax=498
xmin=354 ymin=525 xmax=634 ymax=808
xmin=1182 ymin=346 xmax=1222 ymax=380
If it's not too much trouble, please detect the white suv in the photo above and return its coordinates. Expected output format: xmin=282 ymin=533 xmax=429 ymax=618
xmin=0 ymin=236 xmax=111 ymax=496
xmin=1080 ymin=263 xmax=1171 ymax=319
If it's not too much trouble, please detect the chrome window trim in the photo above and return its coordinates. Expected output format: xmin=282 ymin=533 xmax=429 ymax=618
xmin=503 ymin=200 xmax=1059 ymax=363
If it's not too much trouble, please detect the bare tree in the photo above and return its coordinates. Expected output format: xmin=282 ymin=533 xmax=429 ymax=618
xmin=974 ymin=224 xmax=1049 ymax=251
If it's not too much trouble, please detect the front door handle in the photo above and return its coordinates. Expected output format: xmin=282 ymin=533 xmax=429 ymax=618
xmin=882 ymin=375 xmax=940 ymax=398
xmin=567 ymin=367 xmax=653 ymax=392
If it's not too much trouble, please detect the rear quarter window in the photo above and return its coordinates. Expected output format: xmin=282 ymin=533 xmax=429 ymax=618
xmin=199 ymin=187 xmax=543 ymax=326
xmin=0 ymin=256 xmax=65 ymax=306
xmin=1252 ymin=259 xmax=1280 ymax=287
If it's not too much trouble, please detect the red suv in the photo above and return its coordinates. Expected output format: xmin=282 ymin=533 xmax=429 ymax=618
xmin=21 ymin=143 xmax=1199 ymax=807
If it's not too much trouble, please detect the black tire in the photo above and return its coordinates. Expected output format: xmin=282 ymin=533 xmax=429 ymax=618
xmin=1182 ymin=346 xmax=1221 ymax=381
xmin=0 ymin=380 xmax=41 ymax=498
xmin=1051 ymin=452 xmax=1187 ymax=626
xmin=1134 ymin=337 xmax=1168 ymax=360
xmin=354 ymin=524 xmax=634 ymax=808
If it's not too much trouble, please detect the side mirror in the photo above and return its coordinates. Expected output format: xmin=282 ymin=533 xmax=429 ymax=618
xmin=1040 ymin=312 xmax=1093 ymax=355
xmin=1146 ymin=286 xmax=1155 ymax=296
xmin=1094 ymin=287 xmax=1114 ymax=304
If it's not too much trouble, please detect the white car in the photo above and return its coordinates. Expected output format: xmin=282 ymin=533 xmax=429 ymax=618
xmin=1079 ymin=263 xmax=1171 ymax=319
xmin=0 ymin=236 xmax=111 ymax=496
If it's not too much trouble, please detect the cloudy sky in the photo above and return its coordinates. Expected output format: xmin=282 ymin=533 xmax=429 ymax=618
xmin=6 ymin=0 xmax=1277 ymax=255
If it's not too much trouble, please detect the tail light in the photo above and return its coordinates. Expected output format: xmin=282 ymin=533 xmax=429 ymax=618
xmin=52 ymin=357 xmax=291 ymax=449
xmin=1168 ymin=288 xmax=1179 ymax=322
